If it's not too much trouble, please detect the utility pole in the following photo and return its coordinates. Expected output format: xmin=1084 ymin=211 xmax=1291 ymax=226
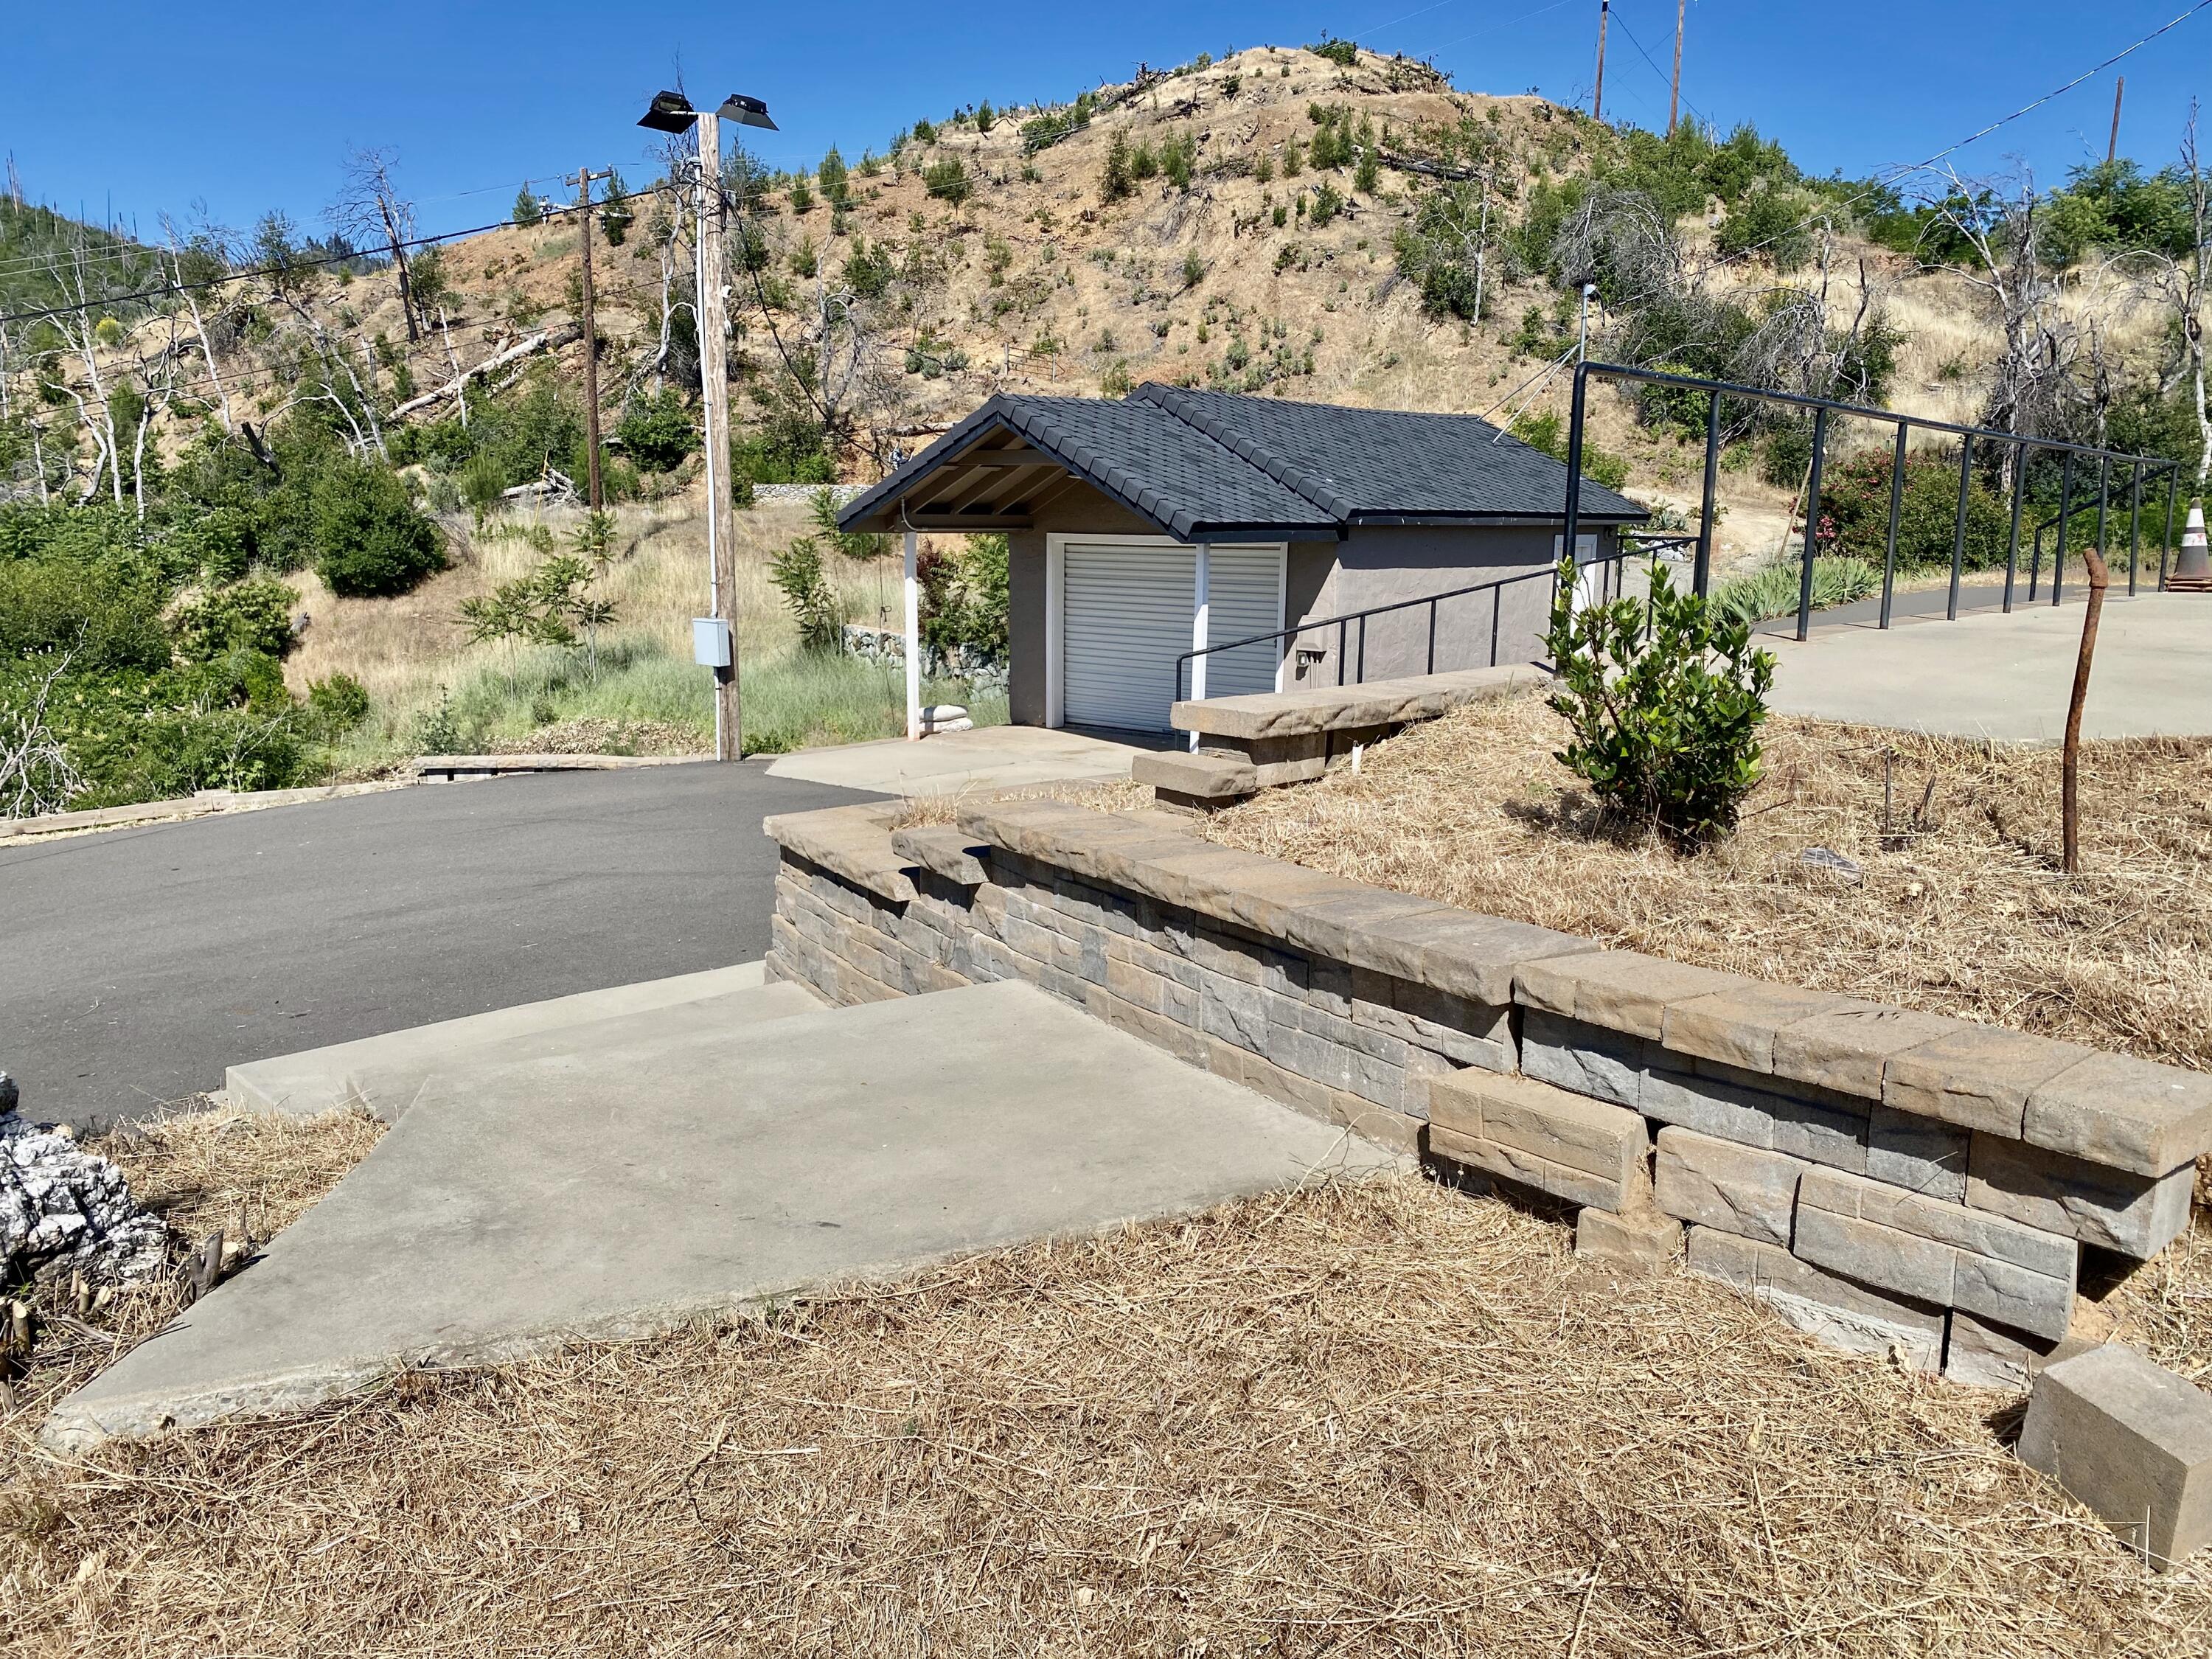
xmin=1669 ymin=0 xmax=1686 ymax=136
xmin=639 ymin=88 xmax=776 ymax=765
xmin=572 ymin=167 xmax=608 ymax=510
xmin=695 ymin=111 xmax=740 ymax=760
xmin=1593 ymin=0 xmax=1610 ymax=123
xmin=2109 ymin=76 xmax=2126 ymax=164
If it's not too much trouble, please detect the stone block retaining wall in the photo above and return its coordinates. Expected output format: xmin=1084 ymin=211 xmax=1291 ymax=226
xmin=764 ymin=799 xmax=2212 ymax=1394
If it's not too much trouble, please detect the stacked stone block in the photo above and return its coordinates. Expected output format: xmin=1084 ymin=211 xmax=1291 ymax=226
xmin=760 ymin=797 xmax=2212 ymax=1397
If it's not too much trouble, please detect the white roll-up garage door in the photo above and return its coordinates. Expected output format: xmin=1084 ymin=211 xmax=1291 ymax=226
xmin=1061 ymin=541 xmax=1284 ymax=732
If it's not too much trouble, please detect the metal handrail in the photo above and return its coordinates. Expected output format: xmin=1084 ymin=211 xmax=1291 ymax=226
xmin=1559 ymin=361 xmax=2183 ymax=641
xmin=1173 ymin=549 xmax=1631 ymax=704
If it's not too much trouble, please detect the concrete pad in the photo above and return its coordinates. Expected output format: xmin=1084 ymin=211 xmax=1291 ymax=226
xmin=1766 ymin=594 xmax=2212 ymax=740
xmin=52 ymin=981 xmax=1395 ymax=1446
xmin=223 ymin=964 xmax=806 ymax=1120
xmin=766 ymin=725 xmax=1159 ymax=796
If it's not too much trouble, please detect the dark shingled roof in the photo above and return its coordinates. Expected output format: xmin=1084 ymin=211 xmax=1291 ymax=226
xmin=838 ymin=385 xmax=1646 ymax=542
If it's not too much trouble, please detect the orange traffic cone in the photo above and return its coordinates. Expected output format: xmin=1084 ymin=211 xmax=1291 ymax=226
xmin=2172 ymin=498 xmax=2212 ymax=591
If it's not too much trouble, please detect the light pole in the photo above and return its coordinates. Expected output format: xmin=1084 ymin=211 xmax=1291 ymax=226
xmin=639 ymin=89 xmax=776 ymax=761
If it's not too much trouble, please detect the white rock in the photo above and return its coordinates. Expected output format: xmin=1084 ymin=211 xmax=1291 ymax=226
xmin=0 ymin=1114 xmax=167 ymax=1284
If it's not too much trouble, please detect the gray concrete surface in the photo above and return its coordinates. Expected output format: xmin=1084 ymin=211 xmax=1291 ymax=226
xmin=766 ymin=723 xmax=1162 ymax=796
xmin=223 ymin=964 xmax=816 ymax=1120
xmin=48 ymin=981 xmax=1397 ymax=1446
xmin=1766 ymin=593 xmax=2212 ymax=740
xmin=0 ymin=763 xmax=876 ymax=1123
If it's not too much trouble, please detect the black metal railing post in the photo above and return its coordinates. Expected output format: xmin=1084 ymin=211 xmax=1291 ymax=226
xmin=1426 ymin=600 xmax=1438 ymax=674
xmin=1879 ymin=420 xmax=1907 ymax=629
xmin=2003 ymin=442 xmax=2028 ymax=613
xmin=1947 ymin=435 xmax=1973 ymax=621
xmin=1795 ymin=406 xmax=1829 ymax=641
xmin=2055 ymin=453 xmax=2079 ymax=606
xmin=1694 ymin=388 xmax=1721 ymax=597
xmin=2163 ymin=465 xmax=2181 ymax=588
xmin=2128 ymin=461 xmax=2143 ymax=597
xmin=2038 ymin=451 xmax=2073 ymax=602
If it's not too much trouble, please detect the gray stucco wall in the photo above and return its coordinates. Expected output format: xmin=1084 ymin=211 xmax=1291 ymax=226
xmin=1277 ymin=524 xmax=1619 ymax=690
xmin=1005 ymin=497 xmax=1620 ymax=725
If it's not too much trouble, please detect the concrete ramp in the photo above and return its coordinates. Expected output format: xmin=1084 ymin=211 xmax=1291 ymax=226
xmin=53 ymin=981 xmax=1394 ymax=1447
xmin=224 ymin=964 xmax=814 ymax=1121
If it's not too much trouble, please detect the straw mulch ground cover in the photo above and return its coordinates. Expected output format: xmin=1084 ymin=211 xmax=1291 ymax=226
xmin=1197 ymin=693 xmax=2212 ymax=1073
xmin=3 ymin=1127 xmax=2211 ymax=1656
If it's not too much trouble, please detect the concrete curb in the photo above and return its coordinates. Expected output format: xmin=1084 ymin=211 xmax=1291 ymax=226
xmin=0 ymin=782 xmax=411 ymax=842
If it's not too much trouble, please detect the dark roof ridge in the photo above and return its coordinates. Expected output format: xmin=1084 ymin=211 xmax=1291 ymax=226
xmin=1130 ymin=381 xmax=1353 ymax=523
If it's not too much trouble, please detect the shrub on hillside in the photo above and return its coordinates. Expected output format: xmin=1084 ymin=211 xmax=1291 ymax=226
xmin=1818 ymin=448 xmax=2011 ymax=571
xmin=1543 ymin=560 xmax=1774 ymax=846
xmin=311 ymin=462 xmax=447 ymax=597
xmin=922 ymin=159 xmax=971 ymax=206
xmin=169 ymin=577 xmax=297 ymax=662
xmin=615 ymin=389 xmax=697 ymax=473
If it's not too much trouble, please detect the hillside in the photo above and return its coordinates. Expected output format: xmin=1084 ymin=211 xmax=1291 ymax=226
xmin=1 ymin=40 xmax=2198 ymax=810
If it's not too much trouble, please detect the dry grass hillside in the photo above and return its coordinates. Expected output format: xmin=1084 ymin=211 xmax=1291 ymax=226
xmin=95 ymin=44 xmax=2162 ymax=588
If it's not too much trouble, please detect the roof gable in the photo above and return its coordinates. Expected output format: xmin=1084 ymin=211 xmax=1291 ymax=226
xmin=838 ymin=386 xmax=1646 ymax=538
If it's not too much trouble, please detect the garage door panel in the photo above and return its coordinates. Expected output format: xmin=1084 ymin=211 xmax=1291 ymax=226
xmin=1062 ymin=542 xmax=1282 ymax=732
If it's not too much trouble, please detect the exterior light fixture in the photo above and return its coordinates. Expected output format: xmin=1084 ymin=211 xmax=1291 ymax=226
xmin=638 ymin=91 xmax=699 ymax=133
xmin=716 ymin=94 xmax=777 ymax=131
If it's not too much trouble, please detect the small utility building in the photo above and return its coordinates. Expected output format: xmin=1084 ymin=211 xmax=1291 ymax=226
xmin=837 ymin=383 xmax=1645 ymax=734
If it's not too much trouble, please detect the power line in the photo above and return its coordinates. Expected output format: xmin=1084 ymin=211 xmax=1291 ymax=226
xmin=1606 ymin=6 xmax=1705 ymax=131
xmin=1697 ymin=0 xmax=2212 ymax=275
xmin=0 ymin=198 xmax=606 ymax=328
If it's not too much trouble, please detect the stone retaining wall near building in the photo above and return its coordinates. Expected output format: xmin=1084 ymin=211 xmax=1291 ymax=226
xmin=762 ymin=797 xmax=2212 ymax=1395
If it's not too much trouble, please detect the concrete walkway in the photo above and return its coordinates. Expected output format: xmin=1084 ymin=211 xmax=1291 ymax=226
xmin=767 ymin=724 xmax=1161 ymax=796
xmin=1766 ymin=593 xmax=2212 ymax=741
xmin=223 ymin=964 xmax=811 ymax=1120
xmin=51 ymin=980 xmax=1394 ymax=1447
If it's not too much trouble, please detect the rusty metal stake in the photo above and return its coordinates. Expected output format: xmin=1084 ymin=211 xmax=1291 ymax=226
xmin=2062 ymin=546 xmax=2111 ymax=874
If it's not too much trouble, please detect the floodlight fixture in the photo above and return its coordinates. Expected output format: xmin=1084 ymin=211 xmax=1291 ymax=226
xmin=716 ymin=94 xmax=776 ymax=131
xmin=638 ymin=91 xmax=698 ymax=133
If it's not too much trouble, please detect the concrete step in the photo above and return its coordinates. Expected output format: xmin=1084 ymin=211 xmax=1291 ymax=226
xmin=223 ymin=963 xmax=819 ymax=1121
xmin=55 ymin=979 xmax=1397 ymax=1447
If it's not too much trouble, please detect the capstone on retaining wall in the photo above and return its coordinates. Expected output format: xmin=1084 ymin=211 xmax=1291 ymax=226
xmin=762 ymin=798 xmax=2212 ymax=1394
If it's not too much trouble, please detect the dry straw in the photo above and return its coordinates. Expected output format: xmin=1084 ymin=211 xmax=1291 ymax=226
xmin=4 ymin=1158 xmax=2211 ymax=1656
xmin=1197 ymin=694 xmax=2212 ymax=1072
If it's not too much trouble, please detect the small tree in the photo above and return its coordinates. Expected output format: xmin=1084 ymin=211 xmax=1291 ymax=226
xmin=513 ymin=187 xmax=543 ymax=228
xmin=599 ymin=171 xmax=634 ymax=246
xmin=1542 ymin=560 xmax=1775 ymax=846
xmin=1102 ymin=132 xmax=1134 ymax=202
xmin=769 ymin=535 xmax=846 ymax=650
xmin=817 ymin=147 xmax=851 ymax=209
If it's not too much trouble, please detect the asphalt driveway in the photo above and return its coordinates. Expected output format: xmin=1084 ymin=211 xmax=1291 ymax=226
xmin=0 ymin=764 xmax=876 ymax=1122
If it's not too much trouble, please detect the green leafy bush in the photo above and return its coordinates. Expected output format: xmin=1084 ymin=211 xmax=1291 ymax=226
xmin=1307 ymin=38 xmax=1358 ymax=67
xmin=769 ymin=535 xmax=846 ymax=651
xmin=922 ymin=159 xmax=971 ymax=205
xmin=1817 ymin=448 xmax=2011 ymax=571
xmin=1543 ymin=561 xmax=1775 ymax=846
xmin=307 ymin=672 xmax=372 ymax=737
xmin=615 ymin=388 xmax=697 ymax=472
xmin=170 ymin=577 xmax=297 ymax=661
xmin=312 ymin=461 xmax=448 ymax=597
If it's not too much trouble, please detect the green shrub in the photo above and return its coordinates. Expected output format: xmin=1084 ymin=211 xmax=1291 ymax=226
xmin=1307 ymin=38 xmax=1358 ymax=67
xmin=1817 ymin=448 xmax=2011 ymax=571
xmin=170 ymin=577 xmax=297 ymax=661
xmin=1761 ymin=425 xmax=1812 ymax=487
xmin=1543 ymin=561 xmax=1775 ymax=846
xmin=1708 ymin=557 xmax=1877 ymax=628
xmin=1310 ymin=182 xmax=1344 ymax=226
xmin=769 ymin=535 xmax=846 ymax=650
xmin=312 ymin=461 xmax=447 ymax=597
xmin=922 ymin=159 xmax=971 ymax=205
xmin=1509 ymin=411 xmax=1631 ymax=493
xmin=307 ymin=672 xmax=372 ymax=737
xmin=614 ymin=388 xmax=697 ymax=472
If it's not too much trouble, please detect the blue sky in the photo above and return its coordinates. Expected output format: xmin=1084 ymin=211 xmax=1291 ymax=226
xmin=5 ymin=1 xmax=2209 ymax=240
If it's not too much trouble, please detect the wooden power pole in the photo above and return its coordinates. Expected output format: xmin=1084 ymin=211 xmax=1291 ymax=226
xmin=1593 ymin=0 xmax=1610 ymax=123
xmin=694 ymin=111 xmax=741 ymax=760
xmin=1669 ymin=0 xmax=1686 ymax=136
xmin=2109 ymin=76 xmax=2126 ymax=164
xmin=573 ymin=167 xmax=605 ymax=510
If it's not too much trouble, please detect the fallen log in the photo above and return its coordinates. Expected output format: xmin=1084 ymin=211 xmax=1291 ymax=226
xmin=389 ymin=324 xmax=582 ymax=419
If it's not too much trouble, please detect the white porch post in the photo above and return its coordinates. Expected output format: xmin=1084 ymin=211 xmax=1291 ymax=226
xmin=1188 ymin=541 xmax=1210 ymax=751
xmin=903 ymin=530 xmax=922 ymax=740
